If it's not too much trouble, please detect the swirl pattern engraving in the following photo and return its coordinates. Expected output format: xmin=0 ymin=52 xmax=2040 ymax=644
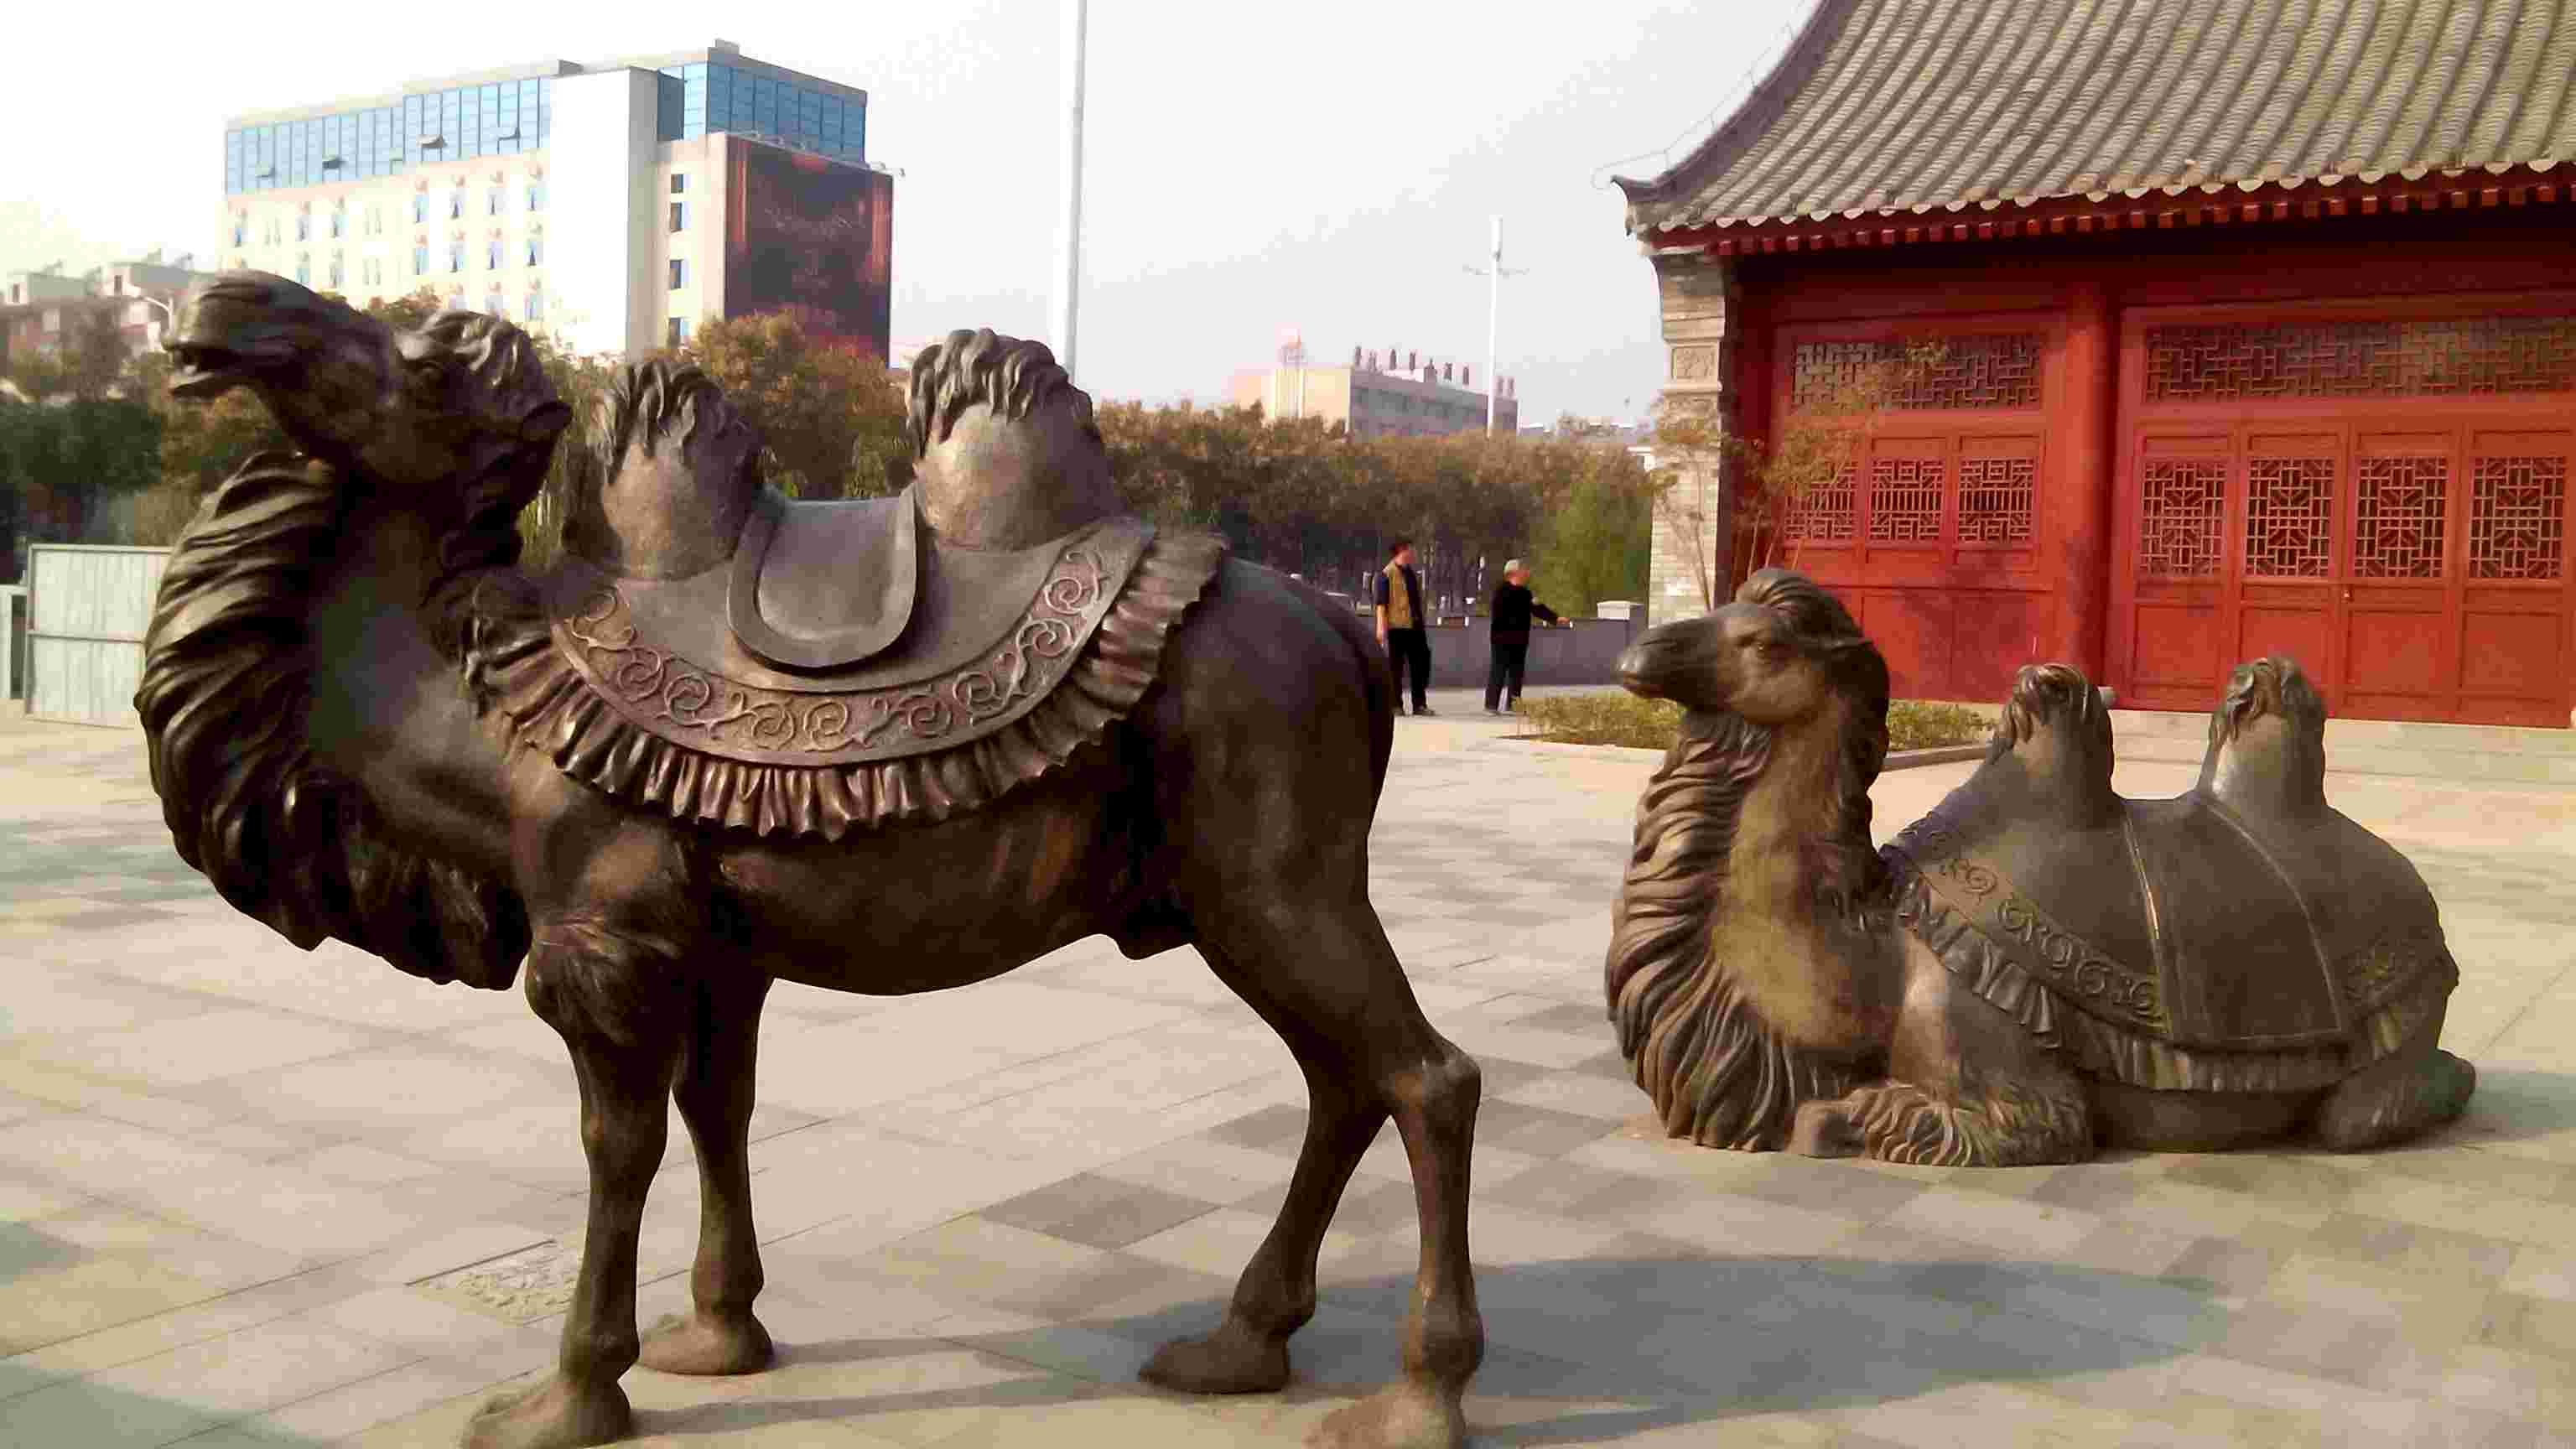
xmin=1894 ymin=818 xmax=2165 ymax=1027
xmin=556 ymin=546 xmax=1117 ymax=763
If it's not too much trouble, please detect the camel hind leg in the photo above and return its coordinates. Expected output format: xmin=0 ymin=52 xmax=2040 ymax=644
xmin=1791 ymin=936 xmax=2095 ymax=1167
xmin=1150 ymin=894 xmax=1482 ymax=1449
xmin=2313 ymin=1006 xmax=2476 ymax=1150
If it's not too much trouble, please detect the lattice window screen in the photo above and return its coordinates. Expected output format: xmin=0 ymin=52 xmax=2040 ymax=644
xmin=1866 ymin=457 xmax=1945 ymax=543
xmin=2143 ymin=317 xmax=2576 ymax=402
xmin=1790 ymin=335 xmax=2043 ymax=411
xmin=2242 ymin=457 xmax=2334 ymax=578
xmin=2469 ymin=456 xmax=2566 ymax=580
xmin=1784 ymin=462 xmax=1857 ymax=543
xmin=1956 ymin=457 xmax=2036 ymax=543
xmin=2138 ymin=459 xmax=2225 ymax=578
xmin=2354 ymin=456 xmax=2449 ymax=579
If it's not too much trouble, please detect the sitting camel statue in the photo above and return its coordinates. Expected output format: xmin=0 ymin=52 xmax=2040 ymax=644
xmin=140 ymin=273 xmax=1483 ymax=1449
xmin=1606 ymin=567 xmax=2475 ymax=1166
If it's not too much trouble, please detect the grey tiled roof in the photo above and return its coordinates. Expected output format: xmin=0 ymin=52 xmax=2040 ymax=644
xmin=1618 ymin=0 xmax=2576 ymax=236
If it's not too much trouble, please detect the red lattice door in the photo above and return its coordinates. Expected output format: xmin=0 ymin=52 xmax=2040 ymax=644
xmin=2115 ymin=302 xmax=2576 ymax=724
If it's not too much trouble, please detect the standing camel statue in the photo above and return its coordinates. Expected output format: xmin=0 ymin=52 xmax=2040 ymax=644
xmin=138 ymin=273 xmax=1483 ymax=1449
xmin=1606 ymin=568 xmax=2475 ymax=1166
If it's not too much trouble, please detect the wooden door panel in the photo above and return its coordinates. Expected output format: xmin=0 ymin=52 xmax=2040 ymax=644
xmin=1952 ymin=590 xmax=2049 ymax=701
xmin=2237 ymin=607 xmax=2334 ymax=689
xmin=2459 ymin=610 xmax=2564 ymax=697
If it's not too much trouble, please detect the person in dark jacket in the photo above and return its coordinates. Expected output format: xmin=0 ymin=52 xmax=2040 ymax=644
xmin=1485 ymin=558 xmax=1565 ymax=714
xmin=1374 ymin=538 xmax=1434 ymax=715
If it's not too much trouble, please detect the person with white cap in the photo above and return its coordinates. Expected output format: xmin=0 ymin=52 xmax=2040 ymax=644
xmin=1485 ymin=558 xmax=1566 ymax=714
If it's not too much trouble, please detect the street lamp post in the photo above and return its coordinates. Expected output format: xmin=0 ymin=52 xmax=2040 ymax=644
xmin=1051 ymin=0 xmax=1088 ymax=381
xmin=1462 ymin=216 xmax=1526 ymax=434
xmin=130 ymin=293 xmax=177 ymax=351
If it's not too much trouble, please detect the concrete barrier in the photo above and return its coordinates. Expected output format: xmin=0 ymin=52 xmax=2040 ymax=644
xmin=1414 ymin=616 xmax=1638 ymax=691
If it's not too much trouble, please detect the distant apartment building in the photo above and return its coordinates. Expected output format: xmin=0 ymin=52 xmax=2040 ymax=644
xmin=1 ymin=253 xmax=214 ymax=372
xmin=1229 ymin=336 xmax=1519 ymax=439
xmin=217 ymin=39 xmax=894 ymax=361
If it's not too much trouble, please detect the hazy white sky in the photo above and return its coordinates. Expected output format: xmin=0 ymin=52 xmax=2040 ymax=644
xmin=2 ymin=0 xmax=1813 ymax=423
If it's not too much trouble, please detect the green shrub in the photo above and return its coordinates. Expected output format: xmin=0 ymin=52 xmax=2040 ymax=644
xmin=1518 ymin=692 xmax=1992 ymax=753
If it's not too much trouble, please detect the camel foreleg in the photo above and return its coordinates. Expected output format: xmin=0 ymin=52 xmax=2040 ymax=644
xmin=1789 ymin=937 xmax=2094 ymax=1167
xmin=468 ymin=918 xmax=687 ymax=1449
xmin=639 ymin=972 xmax=776 ymax=1376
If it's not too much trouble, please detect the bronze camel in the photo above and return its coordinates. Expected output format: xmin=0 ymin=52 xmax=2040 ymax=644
xmin=1607 ymin=568 xmax=2475 ymax=1166
xmin=139 ymin=274 xmax=1483 ymax=1449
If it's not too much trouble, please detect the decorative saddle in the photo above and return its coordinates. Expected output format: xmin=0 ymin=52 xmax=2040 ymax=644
xmin=1883 ymin=763 xmax=2456 ymax=1095
xmin=485 ymin=483 xmax=1227 ymax=839
xmin=727 ymin=490 xmax=923 ymax=672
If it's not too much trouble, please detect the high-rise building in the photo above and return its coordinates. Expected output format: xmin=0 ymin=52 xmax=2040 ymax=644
xmin=1228 ymin=338 xmax=1519 ymax=439
xmin=217 ymin=40 xmax=894 ymax=361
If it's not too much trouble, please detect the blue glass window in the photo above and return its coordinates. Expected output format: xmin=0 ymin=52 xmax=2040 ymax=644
xmin=413 ymin=194 xmax=428 ymax=224
xmin=414 ymin=244 xmax=429 ymax=275
xmin=527 ymin=181 xmax=544 ymax=211
xmin=670 ymin=259 xmax=688 ymax=290
xmin=484 ymin=290 xmax=504 ymax=315
xmin=667 ymin=315 xmax=691 ymax=347
xmin=295 ymin=255 xmax=309 ymax=285
xmin=526 ymin=234 xmax=543 ymax=266
xmin=330 ymin=256 xmax=344 ymax=288
xmin=487 ymin=238 xmax=502 ymax=269
xmin=295 ymin=213 xmax=309 ymax=242
xmin=330 ymin=205 xmax=345 ymax=239
xmin=449 ymin=243 xmax=464 ymax=273
xmin=449 ymin=188 xmax=464 ymax=220
xmin=671 ymin=174 xmax=687 ymax=195
xmin=525 ymin=292 xmax=544 ymax=321
xmin=669 ymin=201 xmax=688 ymax=232
xmin=487 ymin=186 xmax=502 ymax=216
xmin=231 ymin=219 xmax=246 ymax=247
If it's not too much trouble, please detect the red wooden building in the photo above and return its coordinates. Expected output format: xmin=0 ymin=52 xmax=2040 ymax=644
xmin=1621 ymin=0 xmax=2576 ymax=726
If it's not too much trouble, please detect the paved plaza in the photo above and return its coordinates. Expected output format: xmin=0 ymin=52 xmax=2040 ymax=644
xmin=1 ymin=692 xmax=2572 ymax=1448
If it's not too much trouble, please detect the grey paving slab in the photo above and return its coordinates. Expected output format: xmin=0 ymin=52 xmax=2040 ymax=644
xmin=0 ymin=708 xmax=2572 ymax=1446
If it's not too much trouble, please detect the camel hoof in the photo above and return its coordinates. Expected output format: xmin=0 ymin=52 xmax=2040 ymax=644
xmin=1789 ymin=1100 xmax=1862 ymax=1158
xmin=462 ymin=1374 xmax=632 ymax=1449
xmin=638 ymin=1310 xmax=775 ymax=1376
xmin=1307 ymin=1381 xmax=1467 ymax=1449
xmin=1140 ymin=1321 xmax=1291 ymax=1395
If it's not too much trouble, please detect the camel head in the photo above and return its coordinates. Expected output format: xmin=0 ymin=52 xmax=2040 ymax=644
xmin=1621 ymin=567 xmax=1890 ymax=729
xmin=167 ymin=271 xmax=570 ymax=507
xmin=905 ymin=327 xmax=1118 ymax=549
xmin=2201 ymin=656 xmax=2329 ymax=820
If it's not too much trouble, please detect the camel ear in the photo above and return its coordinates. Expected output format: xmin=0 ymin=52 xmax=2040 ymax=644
xmin=520 ymin=402 xmax=574 ymax=442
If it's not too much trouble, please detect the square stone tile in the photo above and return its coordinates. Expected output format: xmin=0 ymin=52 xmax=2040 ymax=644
xmin=29 ymin=1008 xmax=379 ymax=1088
xmin=978 ymin=1173 xmax=1221 ymax=1252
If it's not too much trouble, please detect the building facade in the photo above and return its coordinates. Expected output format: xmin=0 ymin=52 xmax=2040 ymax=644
xmin=218 ymin=40 xmax=893 ymax=361
xmin=1228 ymin=342 xmax=1519 ymax=439
xmin=1620 ymin=0 xmax=2576 ymax=728
xmin=2 ymin=256 xmax=213 ymax=372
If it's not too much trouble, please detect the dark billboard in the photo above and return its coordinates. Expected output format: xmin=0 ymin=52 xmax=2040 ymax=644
xmin=724 ymin=137 xmax=893 ymax=361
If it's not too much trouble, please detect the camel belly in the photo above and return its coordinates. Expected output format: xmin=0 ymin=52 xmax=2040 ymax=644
xmin=2091 ymin=1079 xmax=2313 ymax=1150
xmin=709 ymin=762 xmax=1145 ymax=995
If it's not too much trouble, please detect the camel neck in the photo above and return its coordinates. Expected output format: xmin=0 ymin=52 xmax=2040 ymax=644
xmin=302 ymin=498 xmax=518 ymax=876
xmin=1727 ymin=696 xmax=1869 ymax=917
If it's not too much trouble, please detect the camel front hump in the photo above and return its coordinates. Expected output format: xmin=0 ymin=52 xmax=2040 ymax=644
xmin=1605 ymin=572 xmax=2475 ymax=1167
